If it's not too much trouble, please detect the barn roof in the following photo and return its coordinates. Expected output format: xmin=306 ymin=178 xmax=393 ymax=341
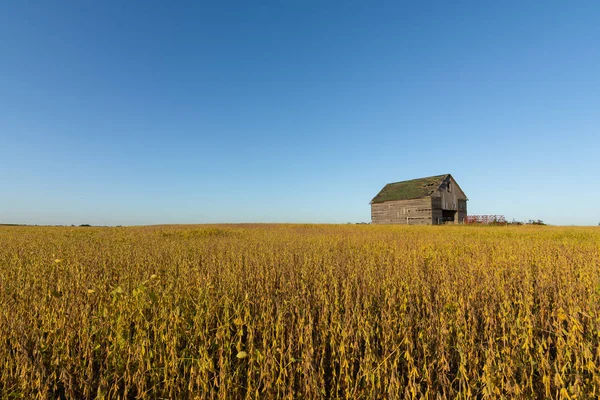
xmin=371 ymin=174 xmax=449 ymax=204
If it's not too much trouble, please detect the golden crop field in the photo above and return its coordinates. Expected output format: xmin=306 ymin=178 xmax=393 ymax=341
xmin=1 ymin=224 xmax=599 ymax=399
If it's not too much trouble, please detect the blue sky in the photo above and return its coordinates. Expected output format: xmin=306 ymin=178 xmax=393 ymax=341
xmin=1 ymin=1 xmax=599 ymax=225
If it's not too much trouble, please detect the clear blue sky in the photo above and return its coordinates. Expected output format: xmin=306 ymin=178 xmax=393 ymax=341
xmin=1 ymin=1 xmax=599 ymax=226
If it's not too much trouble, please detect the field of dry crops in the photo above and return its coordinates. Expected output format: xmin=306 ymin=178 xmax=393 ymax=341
xmin=1 ymin=224 xmax=599 ymax=399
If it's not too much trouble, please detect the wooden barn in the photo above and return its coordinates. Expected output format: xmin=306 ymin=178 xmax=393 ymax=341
xmin=371 ymin=174 xmax=468 ymax=225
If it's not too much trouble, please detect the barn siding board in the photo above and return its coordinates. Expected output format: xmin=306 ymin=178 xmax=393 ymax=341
xmin=371 ymin=174 xmax=468 ymax=225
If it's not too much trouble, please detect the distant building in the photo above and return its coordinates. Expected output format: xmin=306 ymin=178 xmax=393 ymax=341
xmin=371 ymin=174 xmax=467 ymax=225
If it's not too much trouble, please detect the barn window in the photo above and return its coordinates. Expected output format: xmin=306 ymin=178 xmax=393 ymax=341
xmin=447 ymin=182 xmax=452 ymax=192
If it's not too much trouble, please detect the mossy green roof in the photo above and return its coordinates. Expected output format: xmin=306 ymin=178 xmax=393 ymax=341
xmin=371 ymin=174 xmax=449 ymax=203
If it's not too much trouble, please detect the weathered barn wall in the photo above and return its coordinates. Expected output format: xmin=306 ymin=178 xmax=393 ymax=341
xmin=430 ymin=176 xmax=468 ymax=224
xmin=431 ymin=175 xmax=467 ymax=211
xmin=371 ymin=197 xmax=433 ymax=225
